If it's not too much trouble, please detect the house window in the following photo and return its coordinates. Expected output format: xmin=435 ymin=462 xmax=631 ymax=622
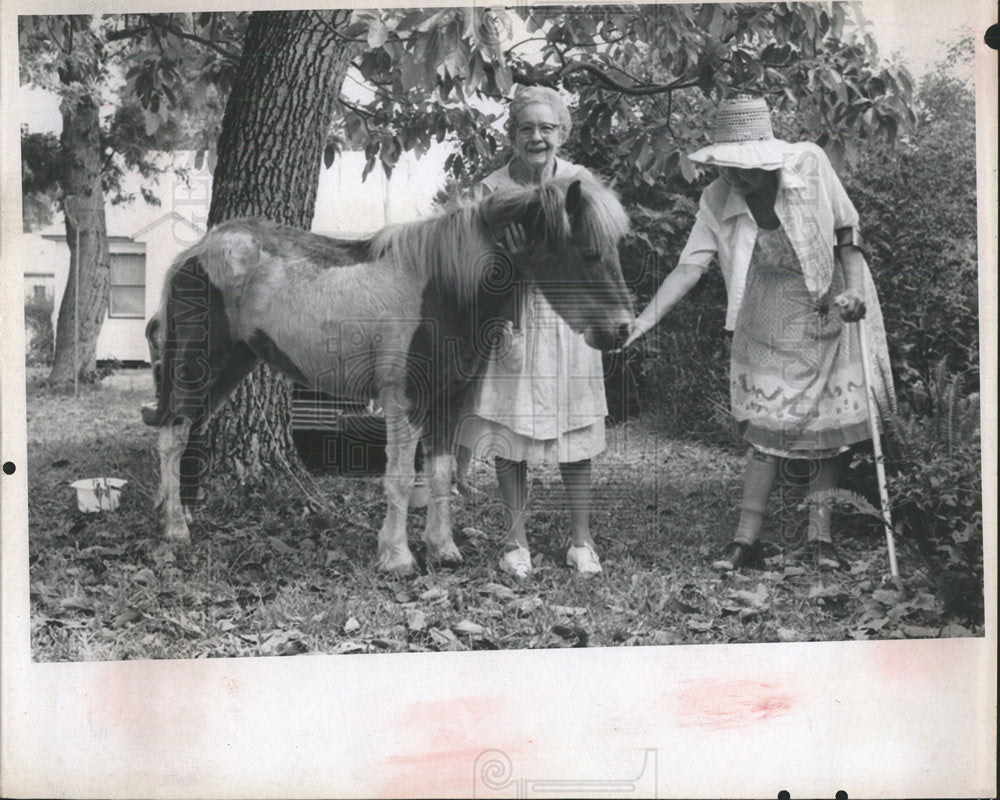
xmin=24 ymin=273 xmax=55 ymax=304
xmin=109 ymin=253 xmax=145 ymax=318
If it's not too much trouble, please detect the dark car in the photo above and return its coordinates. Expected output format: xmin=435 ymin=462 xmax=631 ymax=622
xmin=291 ymin=386 xmax=390 ymax=475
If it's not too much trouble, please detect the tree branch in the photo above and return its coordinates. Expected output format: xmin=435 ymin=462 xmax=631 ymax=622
xmin=340 ymin=98 xmax=388 ymax=123
xmin=309 ymin=10 xmax=368 ymax=43
xmin=516 ymin=59 xmax=701 ymax=96
xmin=504 ymin=36 xmax=548 ymax=56
xmin=106 ymin=21 xmax=240 ymax=59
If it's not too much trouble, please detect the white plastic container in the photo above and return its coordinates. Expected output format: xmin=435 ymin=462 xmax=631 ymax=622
xmin=70 ymin=478 xmax=127 ymax=512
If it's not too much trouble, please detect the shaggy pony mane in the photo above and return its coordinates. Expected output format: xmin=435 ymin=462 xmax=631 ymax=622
xmin=369 ymin=174 xmax=629 ymax=308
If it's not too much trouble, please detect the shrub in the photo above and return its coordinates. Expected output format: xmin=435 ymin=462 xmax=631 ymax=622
xmin=24 ymin=299 xmax=54 ymax=366
xmin=841 ymin=47 xmax=983 ymax=621
xmin=884 ymin=364 xmax=983 ymax=622
xmin=846 ymin=43 xmax=979 ymax=404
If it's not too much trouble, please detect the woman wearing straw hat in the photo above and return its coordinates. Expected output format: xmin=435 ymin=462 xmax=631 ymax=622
xmin=626 ymin=95 xmax=894 ymax=571
xmin=455 ymin=85 xmax=616 ymax=578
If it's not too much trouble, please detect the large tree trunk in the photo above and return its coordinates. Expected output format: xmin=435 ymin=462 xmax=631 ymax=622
xmin=48 ymin=73 xmax=109 ymax=384
xmin=204 ymin=10 xmax=353 ymax=479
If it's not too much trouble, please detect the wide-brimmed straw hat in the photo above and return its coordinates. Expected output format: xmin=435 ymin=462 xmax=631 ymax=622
xmin=687 ymin=96 xmax=786 ymax=170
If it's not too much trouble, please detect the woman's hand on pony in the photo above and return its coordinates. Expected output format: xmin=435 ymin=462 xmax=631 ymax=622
xmin=498 ymin=223 xmax=529 ymax=255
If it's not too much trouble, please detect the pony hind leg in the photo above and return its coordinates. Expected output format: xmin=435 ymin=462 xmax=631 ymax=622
xmin=150 ymin=255 xmax=256 ymax=540
xmin=377 ymin=401 xmax=421 ymax=575
xmin=158 ymin=418 xmax=194 ymax=541
xmin=179 ymin=343 xmax=260 ymax=509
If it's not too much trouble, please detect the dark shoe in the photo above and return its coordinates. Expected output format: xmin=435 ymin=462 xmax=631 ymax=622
xmin=711 ymin=541 xmax=758 ymax=572
xmin=813 ymin=540 xmax=843 ymax=571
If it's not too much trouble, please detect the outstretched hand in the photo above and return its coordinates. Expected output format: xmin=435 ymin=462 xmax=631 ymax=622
xmin=622 ymin=320 xmax=643 ymax=349
xmin=609 ymin=319 xmax=642 ymax=353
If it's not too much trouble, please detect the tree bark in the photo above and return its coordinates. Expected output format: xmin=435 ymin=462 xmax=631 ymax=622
xmin=48 ymin=68 xmax=110 ymax=384
xmin=204 ymin=10 xmax=353 ymax=479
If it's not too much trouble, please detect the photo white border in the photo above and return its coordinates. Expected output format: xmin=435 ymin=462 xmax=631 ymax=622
xmin=2 ymin=1 xmax=996 ymax=797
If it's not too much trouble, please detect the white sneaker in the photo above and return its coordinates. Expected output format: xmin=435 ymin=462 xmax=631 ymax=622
xmin=499 ymin=544 xmax=532 ymax=579
xmin=566 ymin=543 xmax=602 ymax=574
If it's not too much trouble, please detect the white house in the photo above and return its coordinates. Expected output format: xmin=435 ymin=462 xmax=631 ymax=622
xmin=21 ymin=147 xmax=450 ymax=364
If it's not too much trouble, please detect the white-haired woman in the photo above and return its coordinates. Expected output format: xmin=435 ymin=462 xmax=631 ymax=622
xmin=456 ymin=85 xmax=607 ymax=578
xmin=627 ymin=96 xmax=894 ymax=571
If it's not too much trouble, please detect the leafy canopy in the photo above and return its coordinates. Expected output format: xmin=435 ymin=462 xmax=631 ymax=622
xmin=104 ymin=5 xmax=914 ymax=188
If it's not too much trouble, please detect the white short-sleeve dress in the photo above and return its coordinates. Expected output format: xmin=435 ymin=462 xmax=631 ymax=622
xmin=455 ymin=158 xmax=608 ymax=464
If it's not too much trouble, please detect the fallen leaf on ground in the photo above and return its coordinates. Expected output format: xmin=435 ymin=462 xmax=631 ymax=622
xmin=665 ymin=597 xmax=698 ymax=614
xmin=268 ymin=537 xmax=294 ymax=555
xmin=514 ymin=597 xmax=542 ymax=615
xmin=420 ymin=586 xmax=448 ymax=602
xmin=902 ymin=625 xmax=940 ymax=639
xmin=429 ymin=626 xmax=456 ymax=643
xmin=344 ymin=617 xmax=360 ymax=633
xmin=453 ymin=619 xmax=486 ymax=637
xmin=59 ymin=596 xmax=96 ymax=612
xmin=729 ymin=583 xmax=770 ymax=608
xmin=551 ymin=624 xmax=588 ymax=646
xmin=478 ymin=582 xmax=515 ymax=600
xmin=872 ymin=589 xmax=901 ymax=605
xmin=370 ymin=638 xmax=406 ymax=651
xmin=940 ymin=624 xmax=974 ymax=638
xmin=112 ymin=608 xmax=143 ymax=626
xmin=406 ymin=610 xmax=427 ymax=631
xmin=809 ymin=584 xmax=847 ymax=600
xmin=550 ymin=605 xmax=587 ymax=617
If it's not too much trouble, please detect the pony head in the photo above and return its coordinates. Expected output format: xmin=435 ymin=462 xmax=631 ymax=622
xmin=485 ymin=176 xmax=634 ymax=351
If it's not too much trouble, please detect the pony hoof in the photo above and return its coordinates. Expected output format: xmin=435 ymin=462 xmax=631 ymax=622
xmin=140 ymin=402 xmax=162 ymax=426
xmin=377 ymin=551 xmax=416 ymax=576
xmin=163 ymin=519 xmax=191 ymax=543
xmin=427 ymin=541 xmax=463 ymax=565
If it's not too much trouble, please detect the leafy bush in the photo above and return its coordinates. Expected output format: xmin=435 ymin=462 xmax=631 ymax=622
xmin=842 ymin=46 xmax=982 ymax=621
xmin=884 ymin=364 xmax=983 ymax=622
xmin=24 ymin=299 xmax=54 ymax=366
xmin=847 ymin=43 xmax=979 ymax=403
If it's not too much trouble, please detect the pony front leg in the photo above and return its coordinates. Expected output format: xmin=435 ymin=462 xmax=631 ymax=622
xmin=377 ymin=410 xmax=420 ymax=575
xmin=423 ymin=450 xmax=462 ymax=564
xmin=157 ymin=418 xmax=193 ymax=541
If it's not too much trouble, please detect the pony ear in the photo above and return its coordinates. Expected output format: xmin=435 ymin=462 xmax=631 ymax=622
xmin=565 ymin=180 xmax=583 ymax=217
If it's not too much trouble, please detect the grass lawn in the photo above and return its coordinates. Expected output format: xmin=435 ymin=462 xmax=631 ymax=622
xmin=26 ymin=370 xmax=979 ymax=661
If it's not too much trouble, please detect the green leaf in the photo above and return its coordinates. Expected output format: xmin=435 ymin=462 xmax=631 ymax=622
xmin=493 ymin=59 xmax=513 ymax=94
xmin=323 ymin=142 xmax=337 ymax=168
xmin=366 ymin=18 xmax=388 ymax=48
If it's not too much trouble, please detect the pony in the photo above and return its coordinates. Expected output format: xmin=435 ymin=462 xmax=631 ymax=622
xmin=142 ymin=175 xmax=633 ymax=575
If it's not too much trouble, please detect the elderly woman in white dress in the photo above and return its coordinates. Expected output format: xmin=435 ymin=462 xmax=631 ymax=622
xmin=627 ymin=96 xmax=894 ymax=572
xmin=456 ymin=85 xmax=608 ymax=578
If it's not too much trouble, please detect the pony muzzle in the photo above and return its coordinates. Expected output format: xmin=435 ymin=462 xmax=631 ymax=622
xmin=585 ymin=321 xmax=631 ymax=352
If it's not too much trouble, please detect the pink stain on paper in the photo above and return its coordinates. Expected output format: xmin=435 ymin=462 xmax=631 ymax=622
xmin=376 ymin=694 xmax=526 ymax=798
xmin=675 ymin=680 xmax=796 ymax=729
